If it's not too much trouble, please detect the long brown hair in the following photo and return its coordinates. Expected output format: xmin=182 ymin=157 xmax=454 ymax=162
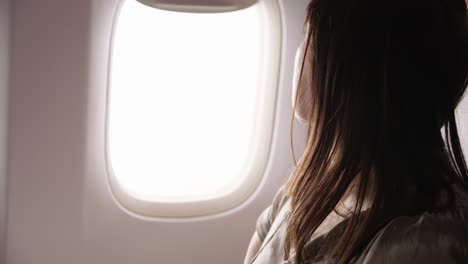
xmin=286 ymin=0 xmax=468 ymax=263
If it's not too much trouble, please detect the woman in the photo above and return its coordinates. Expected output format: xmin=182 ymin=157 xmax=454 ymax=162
xmin=244 ymin=0 xmax=468 ymax=263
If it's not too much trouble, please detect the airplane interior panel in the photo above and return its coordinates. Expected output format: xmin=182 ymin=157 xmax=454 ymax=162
xmin=2 ymin=0 xmax=310 ymax=263
xmin=0 ymin=0 xmax=9 ymax=261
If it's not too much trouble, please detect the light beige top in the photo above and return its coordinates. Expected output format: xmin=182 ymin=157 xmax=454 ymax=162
xmin=251 ymin=184 xmax=468 ymax=264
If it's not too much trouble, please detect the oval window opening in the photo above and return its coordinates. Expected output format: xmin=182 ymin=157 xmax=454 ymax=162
xmin=107 ymin=0 xmax=281 ymax=216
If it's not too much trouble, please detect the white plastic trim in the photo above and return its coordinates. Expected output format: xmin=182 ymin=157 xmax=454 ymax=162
xmin=105 ymin=0 xmax=282 ymax=217
xmin=137 ymin=0 xmax=257 ymax=13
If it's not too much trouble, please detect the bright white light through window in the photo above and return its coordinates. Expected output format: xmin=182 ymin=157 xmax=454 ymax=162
xmin=108 ymin=0 xmax=267 ymax=204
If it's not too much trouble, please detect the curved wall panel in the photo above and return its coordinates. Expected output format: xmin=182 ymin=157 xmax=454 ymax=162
xmin=0 ymin=0 xmax=10 ymax=262
xmin=6 ymin=0 xmax=310 ymax=263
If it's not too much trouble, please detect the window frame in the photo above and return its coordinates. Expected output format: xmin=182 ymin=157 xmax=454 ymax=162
xmin=105 ymin=0 xmax=282 ymax=217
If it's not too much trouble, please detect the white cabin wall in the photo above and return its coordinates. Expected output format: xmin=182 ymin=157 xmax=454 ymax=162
xmin=0 ymin=0 xmax=10 ymax=262
xmin=82 ymin=1 xmax=309 ymax=263
xmin=5 ymin=0 xmax=309 ymax=263
xmin=6 ymin=0 xmax=90 ymax=263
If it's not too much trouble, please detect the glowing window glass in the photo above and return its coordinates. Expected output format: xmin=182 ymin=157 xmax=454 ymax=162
xmin=107 ymin=0 xmax=281 ymax=216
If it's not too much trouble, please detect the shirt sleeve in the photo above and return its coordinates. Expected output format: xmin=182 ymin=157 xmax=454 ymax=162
xmin=255 ymin=184 xmax=289 ymax=242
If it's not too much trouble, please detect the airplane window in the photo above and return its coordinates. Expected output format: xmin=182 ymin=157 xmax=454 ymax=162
xmin=107 ymin=0 xmax=280 ymax=216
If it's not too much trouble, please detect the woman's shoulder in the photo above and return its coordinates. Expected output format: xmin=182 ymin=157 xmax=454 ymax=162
xmin=255 ymin=184 xmax=290 ymax=242
xmin=354 ymin=187 xmax=468 ymax=263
